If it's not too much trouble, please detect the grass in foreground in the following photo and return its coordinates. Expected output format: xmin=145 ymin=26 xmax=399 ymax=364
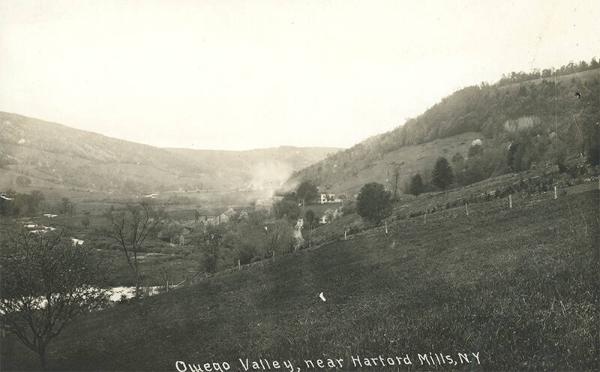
xmin=2 ymin=191 xmax=598 ymax=371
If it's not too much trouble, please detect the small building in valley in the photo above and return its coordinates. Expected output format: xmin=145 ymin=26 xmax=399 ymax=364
xmin=319 ymin=193 xmax=342 ymax=204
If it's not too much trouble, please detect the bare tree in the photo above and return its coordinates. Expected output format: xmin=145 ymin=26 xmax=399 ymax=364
xmin=159 ymin=267 xmax=171 ymax=292
xmin=388 ymin=161 xmax=402 ymax=200
xmin=303 ymin=209 xmax=317 ymax=248
xmin=266 ymin=220 xmax=294 ymax=255
xmin=197 ymin=224 xmax=224 ymax=274
xmin=0 ymin=231 xmax=107 ymax=370
xmin=105 ymin=201 xmax=162 ymax=296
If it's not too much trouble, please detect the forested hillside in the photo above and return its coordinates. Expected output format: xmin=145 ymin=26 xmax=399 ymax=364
xmin=287 ymin=61 xmax=600 ymax=195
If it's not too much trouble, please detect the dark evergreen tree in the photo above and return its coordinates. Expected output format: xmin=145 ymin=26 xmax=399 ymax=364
xmin=507 ymin=142 xmax=522 ymax=171
xmin=408 ymin=174 xmax=424 ymax=196
xmin=431 ymin=157 xmax=454 ymax=190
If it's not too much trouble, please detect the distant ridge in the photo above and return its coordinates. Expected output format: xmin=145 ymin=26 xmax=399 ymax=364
xmin=0 ymin=111 xmax=339 ymax=195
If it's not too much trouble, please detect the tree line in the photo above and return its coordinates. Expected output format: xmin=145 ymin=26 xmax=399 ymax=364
xmin=496 ymin=58 xmax=599 ymax=86
xmin=0 ymin=190 xmax=78 ymax=218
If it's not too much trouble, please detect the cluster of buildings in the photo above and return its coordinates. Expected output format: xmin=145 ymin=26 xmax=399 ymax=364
xmin=314 ymin=190 xmax=345 ymax=224
xmin=161 ymin=186 xmax=348 ymax=248
xmin=197 ymin=207 xmax=238 ymax=226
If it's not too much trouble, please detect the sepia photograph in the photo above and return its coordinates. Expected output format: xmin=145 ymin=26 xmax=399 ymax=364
xmin=0 ymin=1 xmax=599 ymax=371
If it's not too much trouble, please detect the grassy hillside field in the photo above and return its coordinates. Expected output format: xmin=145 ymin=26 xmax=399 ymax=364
xmin=3 ymin=186 xmax=597 ymax=371
xmin=287 ymin=132 xmax=482 ymax=195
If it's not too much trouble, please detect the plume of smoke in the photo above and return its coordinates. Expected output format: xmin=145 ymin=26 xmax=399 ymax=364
xmin=247 ymin=161 xmax=294 ymax=197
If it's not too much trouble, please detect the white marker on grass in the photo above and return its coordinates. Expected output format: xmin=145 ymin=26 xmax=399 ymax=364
xmin=319 ymin=292 xmax=326 ymax=302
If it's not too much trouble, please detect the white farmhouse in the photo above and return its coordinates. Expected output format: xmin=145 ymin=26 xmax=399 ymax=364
xmin=319 ymin=193 xmax=342 ymax=204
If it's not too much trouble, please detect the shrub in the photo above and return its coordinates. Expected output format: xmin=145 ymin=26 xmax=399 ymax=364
xmin=356 ymin=182 xmax=392 ymax=224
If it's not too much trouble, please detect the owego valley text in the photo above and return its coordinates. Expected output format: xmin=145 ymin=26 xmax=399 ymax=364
xmin=175 ymin=352 xmax=482 ymax=372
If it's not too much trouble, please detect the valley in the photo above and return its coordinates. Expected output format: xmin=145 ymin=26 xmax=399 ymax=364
xmin=1 ymin=62 xmax=599 ymax=371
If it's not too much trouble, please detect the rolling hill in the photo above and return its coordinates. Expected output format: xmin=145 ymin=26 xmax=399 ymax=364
xmin=0 ymin=112 xmax=339 ymax=196
xmin=285 ymin=67 xmax=600 ymax=195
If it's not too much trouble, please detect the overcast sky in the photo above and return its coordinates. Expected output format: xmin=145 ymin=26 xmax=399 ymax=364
xmin=1 ymin=0 xmax=599 ymax=150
